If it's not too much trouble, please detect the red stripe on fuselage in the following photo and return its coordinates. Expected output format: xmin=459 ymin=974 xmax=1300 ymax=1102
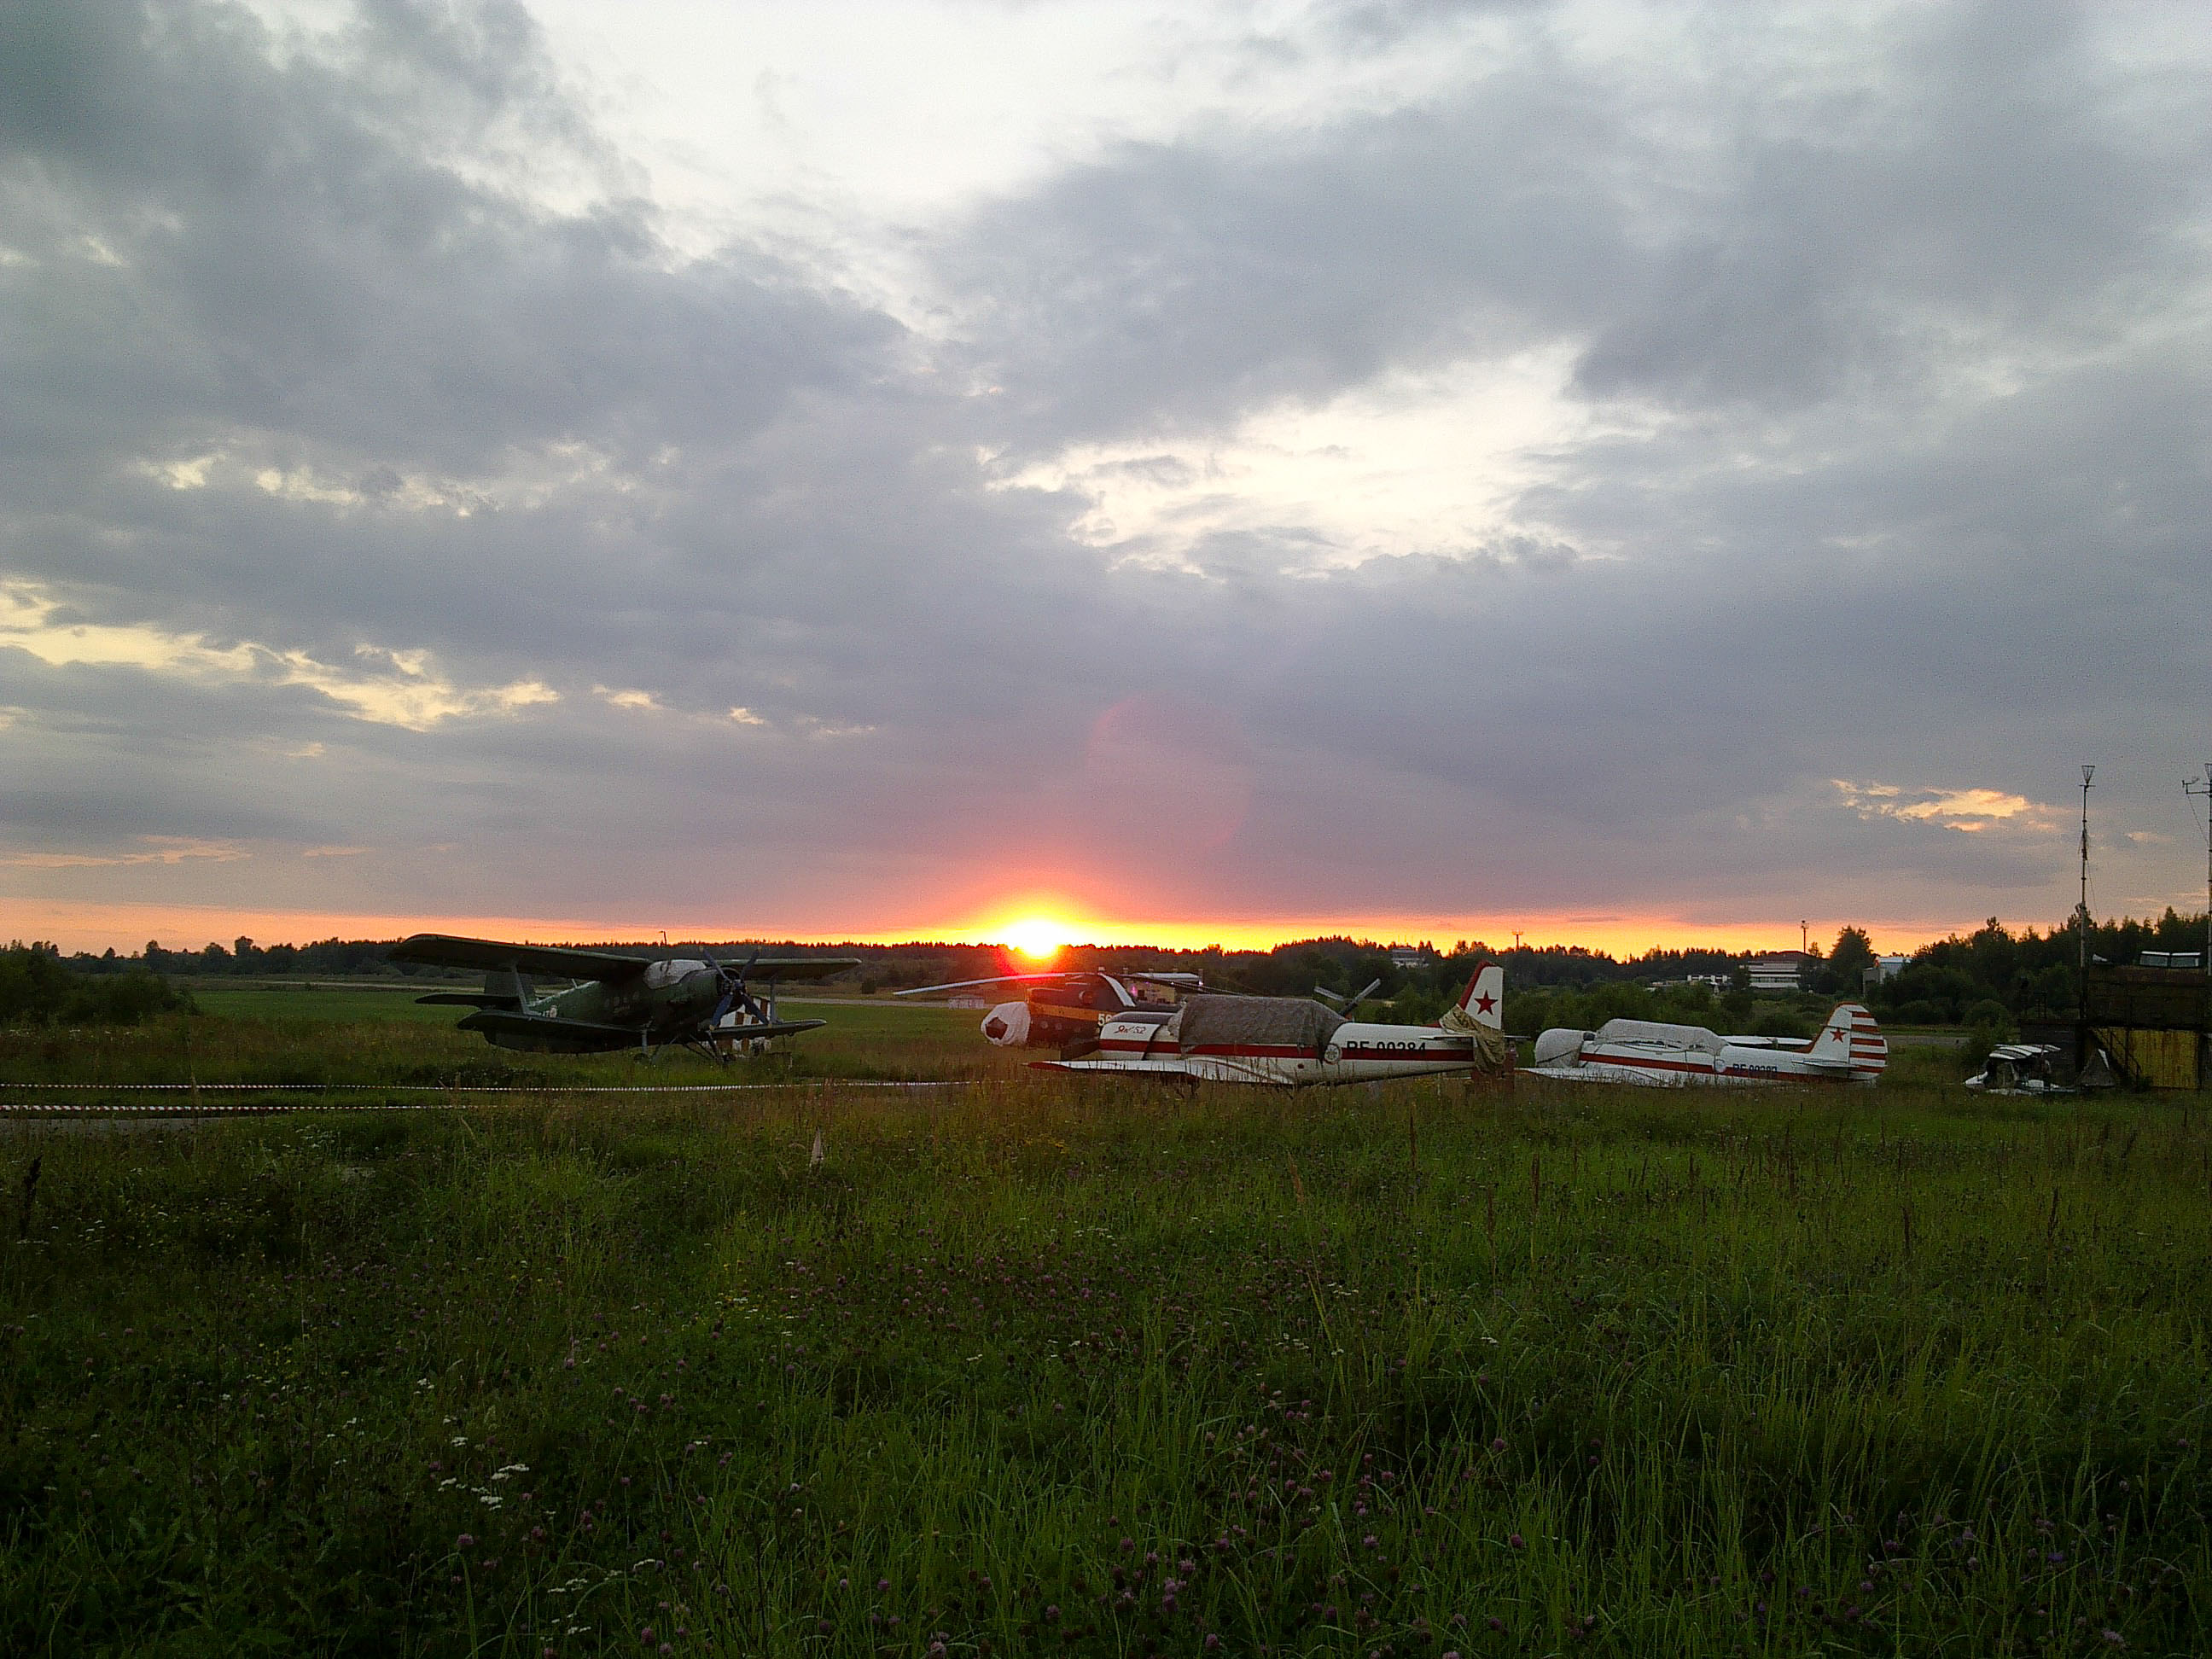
xmin=1585 ymin=1051 xmax=1714 ymax=1075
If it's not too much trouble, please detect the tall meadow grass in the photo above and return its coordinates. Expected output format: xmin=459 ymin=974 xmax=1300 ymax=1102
xmin=0 ymin=1007 xmax=2204 ymax=1654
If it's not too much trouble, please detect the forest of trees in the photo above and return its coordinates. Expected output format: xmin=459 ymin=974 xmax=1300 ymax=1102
xmin=0 ymin=943 xmax=194 ymax=1027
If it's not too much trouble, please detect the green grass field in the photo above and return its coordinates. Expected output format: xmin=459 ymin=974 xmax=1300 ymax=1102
xmin=1 ymin=1006 xmax=2206 ymax=1656
xmin=0 ymin=997 xmax=999 ymax=1094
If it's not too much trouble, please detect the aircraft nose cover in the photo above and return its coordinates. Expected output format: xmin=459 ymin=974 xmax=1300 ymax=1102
xmin=982 ymin=1001 xmax=1031 ymax=1045
xmin=1532 ymin=1027 xmax=1592 ymax=1068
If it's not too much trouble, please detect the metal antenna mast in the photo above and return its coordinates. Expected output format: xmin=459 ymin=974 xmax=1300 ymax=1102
xmin=2187 ymin=763 xmax=2212 ymax=964
xmin=2078 ymin=765 xmax=2095 ymax=986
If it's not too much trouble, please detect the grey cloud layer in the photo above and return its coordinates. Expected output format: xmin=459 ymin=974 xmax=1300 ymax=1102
xmin=2 ymin=0 xmax=2205 ymax=940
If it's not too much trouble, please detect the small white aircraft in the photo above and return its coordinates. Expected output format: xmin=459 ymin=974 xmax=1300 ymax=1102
xmin=1032 ymin=963 xmax=1511 ymax=1088
xmin=1523 ymin=1003 xmax=1886 ymax=1086
xmin=1964 ymin=1042 xmax=2068 ymax=1094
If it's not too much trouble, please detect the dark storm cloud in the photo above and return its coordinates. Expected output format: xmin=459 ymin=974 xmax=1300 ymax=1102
xmin=952 ymin=1 xmax=2210 ymax=442
xmin=1 ymin=0 xmax=892 ymax=559
xmin=2 ymin=0 xmax=2206 ymax=940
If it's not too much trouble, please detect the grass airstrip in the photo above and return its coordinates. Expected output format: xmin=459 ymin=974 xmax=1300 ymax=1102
xmin=0 ymin=996 xmax=2206 ymax=1656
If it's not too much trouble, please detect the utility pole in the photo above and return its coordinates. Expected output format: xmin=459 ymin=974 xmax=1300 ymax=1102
xmin=2078 ymin=765 xmax=2095 ymax=993
xmin=2187 ymin=763 xmax=2212 ymax=964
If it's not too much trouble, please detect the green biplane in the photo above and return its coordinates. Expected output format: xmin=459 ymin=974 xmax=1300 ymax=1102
xmin=387 ymin=934 xmax=860 ymax=1059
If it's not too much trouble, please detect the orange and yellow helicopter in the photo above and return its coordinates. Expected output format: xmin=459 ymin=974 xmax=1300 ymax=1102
xmin=894 ymin=966 xmax=1207 ymax=1051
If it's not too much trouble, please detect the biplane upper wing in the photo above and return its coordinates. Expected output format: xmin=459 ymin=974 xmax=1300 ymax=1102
xmin=389 ymin=934 xmax=649 ymax=981
xmin=742 ymin=958 xmax=864 ymax=981
xmin=390 ymin=934 xmax=860 ymax=984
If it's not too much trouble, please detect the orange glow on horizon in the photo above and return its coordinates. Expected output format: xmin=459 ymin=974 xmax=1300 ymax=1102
xmin=1000 ymin=917 xmax=1070 ymax=960
xmin=3 ymin=894 xmax=2029 ymax=962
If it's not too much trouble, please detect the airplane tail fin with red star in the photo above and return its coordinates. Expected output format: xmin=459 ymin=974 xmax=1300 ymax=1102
xmin=1452 ymin=961 xmax=1504 ymax=1030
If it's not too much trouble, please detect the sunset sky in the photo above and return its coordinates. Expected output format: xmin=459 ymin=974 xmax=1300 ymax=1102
xmin=3 ymin=1 xmax=2209 ymax=959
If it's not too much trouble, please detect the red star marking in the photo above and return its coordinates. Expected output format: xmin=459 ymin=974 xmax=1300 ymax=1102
xmin=1474 ymin=992 xmax=1497 ymax=1014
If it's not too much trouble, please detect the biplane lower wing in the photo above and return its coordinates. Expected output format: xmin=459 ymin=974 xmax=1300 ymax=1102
xmin=457 ymin=1009 xmax=830 ymax=1053
xmin=456 ymin=1009 xmax=653 ymax=1053
xmin=713 ymin=1018 xmax=830 ymax=1042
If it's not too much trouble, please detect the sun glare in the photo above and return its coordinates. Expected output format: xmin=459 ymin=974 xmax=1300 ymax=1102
xmin=1003 ymin=917 xmax=1069 ymax=959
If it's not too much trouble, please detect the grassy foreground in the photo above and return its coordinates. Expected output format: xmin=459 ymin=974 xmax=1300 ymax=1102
xmin=1 ymin=1020 xmax=2208 ymax=1656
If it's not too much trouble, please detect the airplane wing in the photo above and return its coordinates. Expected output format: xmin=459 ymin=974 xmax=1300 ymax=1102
xmin=390 ymin=934 xmax=649 ymax=981
xmin=894 ymin=973 xmax=1079 ymax=997
xmin=458 ymin=1009 xmax=829 ymax=1046
xmin=1030 ymin=1054 xmax=1296 ymax=1087
xmin=738 ymin=958 xmax=863 ymax=981
xmin=1522 ymin=1063 xmax=1679 ymax=1086
xmin=391 ymin=935 xmax=859 ymax=984
xmin=701 ymin=1017 xmax=829 ymax=1040
xmin=457 ymin=1009 xmax=648 ymax=1045
xmin=1030 ymin=1056 xmax=1198 ymax=1077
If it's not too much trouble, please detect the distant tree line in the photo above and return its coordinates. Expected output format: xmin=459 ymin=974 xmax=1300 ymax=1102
xmin=29 ymin=908 xmax=2209 ymax=1033
xmin=65 ymin=936 xmax=410 ymax=979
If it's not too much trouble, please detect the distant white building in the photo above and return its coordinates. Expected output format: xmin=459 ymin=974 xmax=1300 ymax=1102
xmin=1869 ymin=955 xmax=1911 ymax=984
xmin=1747 ymin=952 xmax=1809 ymax=993
xmin=1648 ymin=974 xmax=1731 ymax=992
xmin=1388 ymin=946 xmax=1435 ymax=970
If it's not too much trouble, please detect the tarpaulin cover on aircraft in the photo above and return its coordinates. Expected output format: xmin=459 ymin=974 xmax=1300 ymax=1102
xmin=1176 ymin=996 xmax=1344 ymax=1055
xmin=1592 ymin=1018 xmax=1727 ymax=1055
xmin=1439 ymin=1001 xmax=1513 ymax=1070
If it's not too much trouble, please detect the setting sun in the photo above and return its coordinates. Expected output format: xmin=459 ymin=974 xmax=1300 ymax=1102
xmin=1002 ymin=917 xmax=1070 ymax=959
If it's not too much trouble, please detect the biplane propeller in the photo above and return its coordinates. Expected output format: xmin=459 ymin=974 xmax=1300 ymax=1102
xmin=1313 ymin=977 xmax=1383 ymax=1013
xmin=388 ymin=934 xmax=860 ymax=1061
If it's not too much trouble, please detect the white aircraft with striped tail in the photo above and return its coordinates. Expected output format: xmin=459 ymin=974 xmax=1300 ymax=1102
xmin=1522 ymin=1003 xmax=1887 ymax=1086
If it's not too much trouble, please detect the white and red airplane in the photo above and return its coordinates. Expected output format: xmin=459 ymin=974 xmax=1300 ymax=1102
xmin=1522 ymin=1004 xmax=1886 ymax=1086
xmin=1032 ymin=963 xmax=1511 ymax=1088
